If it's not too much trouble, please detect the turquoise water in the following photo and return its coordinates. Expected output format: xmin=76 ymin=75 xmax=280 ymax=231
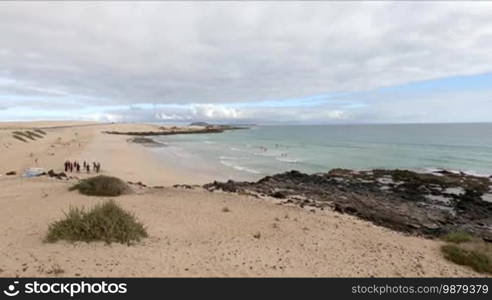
xmin=152 ymin=123 xmax=492 ymax=182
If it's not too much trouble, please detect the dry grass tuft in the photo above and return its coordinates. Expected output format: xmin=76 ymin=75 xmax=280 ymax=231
xmin=45 ymin=200 xmax=148 ymax=245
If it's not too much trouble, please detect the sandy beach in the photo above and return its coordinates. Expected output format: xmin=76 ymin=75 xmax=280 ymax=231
xmin=0 ymin=121 xmax=485 ymax=277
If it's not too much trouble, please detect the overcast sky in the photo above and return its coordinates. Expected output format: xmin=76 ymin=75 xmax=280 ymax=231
xmin=1 ymin=1 xmax=492 ymax=124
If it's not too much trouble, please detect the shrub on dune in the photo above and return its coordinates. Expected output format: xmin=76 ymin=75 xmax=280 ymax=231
xmin=69 ymin=175 xmax=130 ymax=196
xmin=45 ymin=200 xmax=148 ymax=245
xmin=441 ymin=244 xmax=492 ymax=274
xmin=440 ymin=232 xmax=492 ymax=275
xmin=441 ymin=231 xmax=473 ymax=244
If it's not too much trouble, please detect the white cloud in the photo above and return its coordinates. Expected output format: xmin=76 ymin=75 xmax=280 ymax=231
xmin=155 ymin=112 xmax=188 ymax=121
xmin=0 ymin=2 xmax=492 ymax=123
xmin=100 ymin=103 xmax=348 ymax=124
xmin=191 ymin=104 xmax=241 ymax=120
xmin=85 ymin=113 xmax=123 ymax=123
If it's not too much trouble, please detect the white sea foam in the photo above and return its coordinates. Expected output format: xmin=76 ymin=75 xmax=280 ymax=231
xmin=275 ymin=156 xmax=302 ymax=163
xmin=164 ymin=146 xmax=194 ymax=158
xmin=462 ymin=170 xmax=492 ymax=178
xmin=220 ymin=159 xmax=260 ymax=174
xmin=419 ymin=167 xmax=491 ymax=178
xmin=219 ymin=156 xmax=242 ymax=160
xmin=253 ymin=150 xmax=283 ymax=157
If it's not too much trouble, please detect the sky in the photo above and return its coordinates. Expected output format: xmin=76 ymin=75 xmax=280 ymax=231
xmin=0 ymin=1 xmax=492 ymax=124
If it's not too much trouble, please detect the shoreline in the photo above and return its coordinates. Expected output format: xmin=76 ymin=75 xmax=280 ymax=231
xmin=0 ymin=121 xmax=489 ymax=277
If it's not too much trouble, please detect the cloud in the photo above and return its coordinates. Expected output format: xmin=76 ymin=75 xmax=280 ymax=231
xmin=0 ymin=2 xmax=492 ymax=123
xmin=85 ymin=113 xmax=124 ymax=123
xmin=89 ymin=102 xmax=348 ymax=125
xmin=190 ymin=104 xmax=242 ymax=120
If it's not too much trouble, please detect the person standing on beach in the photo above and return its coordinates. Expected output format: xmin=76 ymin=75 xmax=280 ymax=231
xmin=86 ymin=164 xmax=90 ymax=173
xmin=76 ymin=162 xmax=80 ymax=173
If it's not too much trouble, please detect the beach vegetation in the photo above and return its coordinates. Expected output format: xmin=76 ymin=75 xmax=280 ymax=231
xmin=441 ymin=244 xmax=492 ymax=274
xmin=441 ymin=231 xmax=473 ymax=244
xmin=45 ymin=200 xmax=148 ymax=245
xmin=69 ymin=175 xmax=130 ymax=196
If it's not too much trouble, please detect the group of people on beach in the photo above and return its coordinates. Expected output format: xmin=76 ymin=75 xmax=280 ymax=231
xmin=64 ymin=160 xmax=101 ymax=174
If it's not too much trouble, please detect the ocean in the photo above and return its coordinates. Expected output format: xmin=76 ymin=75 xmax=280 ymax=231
xmin=150 ymin=123 xmax=492 ymax=182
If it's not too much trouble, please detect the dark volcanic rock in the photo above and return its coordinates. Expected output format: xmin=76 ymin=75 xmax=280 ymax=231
xmin=272 ymin=191 xmax=287 ymax=199
xmin=127 ymin=137 xmax=166 ymax=147
xmin=204 ymin=169 xmax=492 ymax=241
xmin=5 ymin=171 xmax=16 ymax=176
xmin=173 ymin=184 xmax=197 ymax=189
xmin=104 ymin=128 xmax=225 ymax=136
xmin=190 ymin=122 xmax=210 ymax=126
xmin=104 ymin=125 xmax=248 ymax=137
xmin=47 ymin=169 xmax=67 ymax=180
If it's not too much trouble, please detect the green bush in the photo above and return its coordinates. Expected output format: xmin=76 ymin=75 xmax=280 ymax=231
xmin=70 ymin=175 xmax=130 ymax=196
xmin=45 ymin=200 xmax=148 ymax=245
xmin=441 ymin=245 xmax=492 ymax=275
xmin=441 ymin=231 xmax=473 ymax=244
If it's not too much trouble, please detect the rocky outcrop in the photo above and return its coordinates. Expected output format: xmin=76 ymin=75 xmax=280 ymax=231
xmin=47 ymin=169 xmax=67 ymax=180
xmin=189 ymin=122 xmax=210 ymax=126
xmin=204 ymin=169 xmax=492 ymax=241
xmin=104 ymin=125 xmax=248 ymax=137
xmin=104 ymin=128 xmax=224 ymax=136
xmin=127 ymin=137 xmax=166 ymax=147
